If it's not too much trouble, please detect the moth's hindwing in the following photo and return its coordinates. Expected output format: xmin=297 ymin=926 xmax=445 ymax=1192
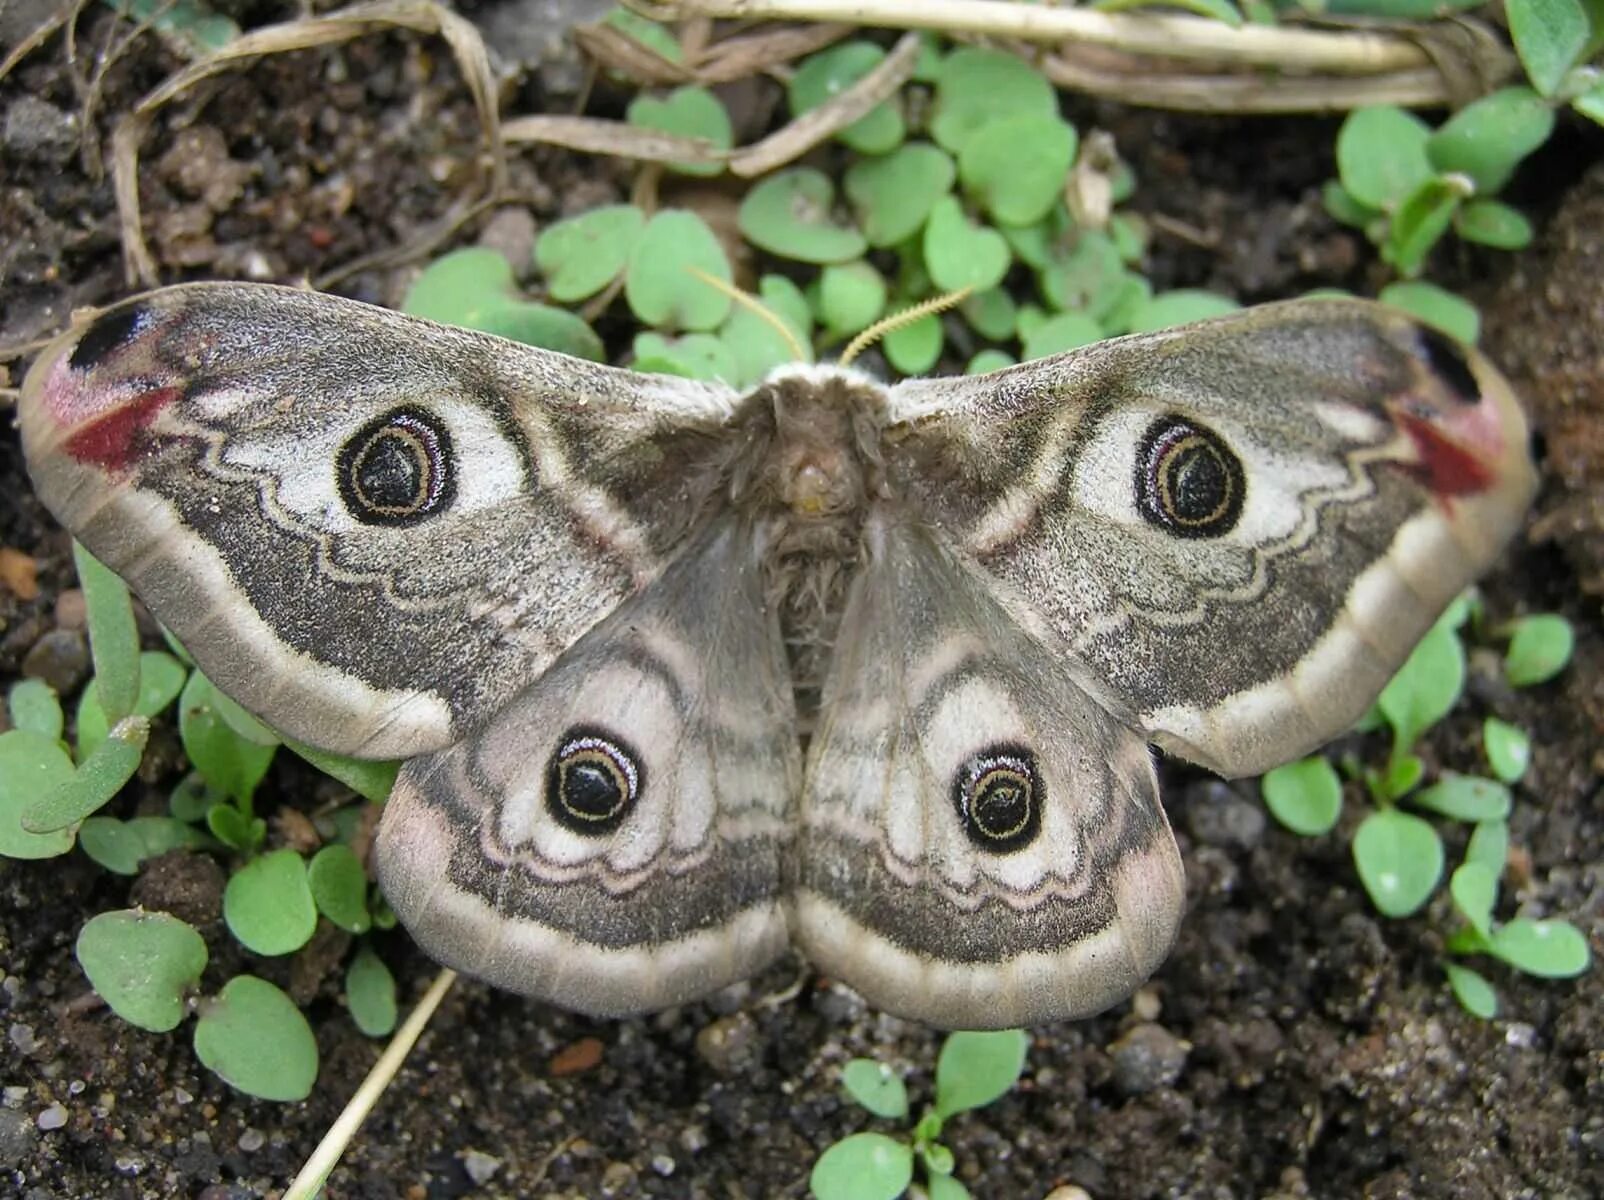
xmin=886 ymin=299 xmax=1538 ymax=777
xmin=375 ymin=519 xmax=799 ymax=1015
xmin=796 ymin=515 xmax=1184 ymax=1030
xmin=18 ymin=283 xmax=736 ymax=758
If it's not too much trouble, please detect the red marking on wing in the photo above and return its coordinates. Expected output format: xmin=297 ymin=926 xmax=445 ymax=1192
xmin=63 ymin=386 xmax=181 ymax=472
xmin=1393 ymin=408 xmax=1495 ymax=497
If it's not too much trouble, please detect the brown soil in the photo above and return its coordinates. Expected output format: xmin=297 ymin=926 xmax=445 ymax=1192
xmin=2 ymin=7 xmax=1602 ymax=1199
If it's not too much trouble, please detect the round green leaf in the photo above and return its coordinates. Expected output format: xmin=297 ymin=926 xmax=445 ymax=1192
xmin=789 ymin=41 xmax=904 ymax=154
xmin=960 ymin=287 xmax=1016 ymax=341
xmin=966 ymin=349 xmax=1015 ymax=374
xmin=224 ymin=847 xmax=317 ymax=955
xmin=923 ymin=195 xmax=1010 ymax=294
xmin=194 ymin=975 xmax=318 ymax=1101
xmin=959 ymin=114 xmax=1076 ymax=226
xmin=473 ymin=303 xmax=605 ymax=360
xmin=1377 ymin=613 xmax=1465 ymax=752
xmin=308 ymin=843 xmax=372 ymax=934
xmin=1504 ymin=613 xmax=1574 ymax=686
xmin=1125 ymin=290 xmax=1241 ymax=333
xmin=1378 ymin=282 xmax=1480 ymax=346
xmin=1037 ymin=231 xmax=1124 ymax=316
xmin=930 ymin=47 xmax=1056 ymax=153
xmin=739 ymin=169 xmax=867 ymax=266
xmin=0 ymin=730 xmax=77 ymax=858
xmin=1409 ymin=775 xmax=1512 ymax=823
xmin=927 ymin=1174 xmax=971 ymax=1200
xmin=720 ymin=274 xmax=813 ymax=386
xmin=934 ymin=1028 xmax=1029 ymax=1117
xmin=882 ymin=311 xmax=942 ymax=376
xmin=77 ymin=910 xmax=207 ymax=1033
xmin=1449 ymin=860 xmax=1498 ymax=939
xmin=1483 ymin=717 xmax=1531 ymax=783
xmin=1353 ymin=808 xmax=1445 ymax=918
xmin=632 ymin=331 xmax=738 ymax=383
xmin=535 ymin=205 xmax=646 ymax=302
xmin=602 ymin=7 xmax=682 ymax=63
xmin=818 ymin=261 xmax=887 ymax=335
xmin=627 ymin=86 xmax=732 ymax=176
xmin=346 ymin=943 xmax=398 ymax=1037
xmin=1455 ymin=199 xmax=1533 ymax=250
xmin=623 ymin=210 xmax=733 ymax=331
xmin=809 ymin=1132 xmax=913 ymax=1200
xmin=1336 ymin=106 xmax=1433 ymax=209
xmin=841 ymin=1058 xmax=909 ymax=1119
xmin=1490 ymin=917 xmax=1591 ymax=978
xmin=1444 ymin=962 xmax=1498 ymax=1019
xmin=1323 ymin=179 xmax=1382 ymax=229
xmin=403 ymin=246 xmax=515 ymax=324
xmin=844 ymin=142 xmax=955 ymax=249
xmin=1022 ymin=312 xmax=1102 ymax=360
xmin=1427 ymin=87 xmax=1555 ymax=194
xmin=8 ymin=679 xmax=62 ymax=740
xmin=1508 ymin=0 xmax=1591 ymax=95
xmin=1262 ymin=756 xmax=1344 ymax=837
xmin=79 ymin=815 xmax=208 ymax=875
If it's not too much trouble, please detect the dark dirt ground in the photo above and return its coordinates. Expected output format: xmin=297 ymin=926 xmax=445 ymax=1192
xmin=2 ymin=5 xmax=1603 ymax=1198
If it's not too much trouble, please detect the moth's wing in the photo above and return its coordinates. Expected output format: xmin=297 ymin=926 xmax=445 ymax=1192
xmin=19 ymin=283 xmax=737 ymax=758
xmin=376 ymin=518 xmax=800 ymax=1015
xmin=793 ymin=514 xmax=1183 ymax=1030
xmin=884 ymin=299 xmax=1537 ymax=777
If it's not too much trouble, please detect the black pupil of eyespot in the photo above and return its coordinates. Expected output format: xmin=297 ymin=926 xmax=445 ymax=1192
xmin=356 ymin=429 xmax=429 ymax=510
xmin=1166 ymin=438 xmax=1229 ymax=521
xmin=546 ymin=729 xmax=640 ymax=835
xmin=954 ymin=746 xmax=1042 ymax=853
xmin=1137 ymin=416 xmax=1243 ymax=538
xmin=338 ymin=408 xmax=453 ymax=526
xmin=563 ymin=758 xmax=624 ymax=821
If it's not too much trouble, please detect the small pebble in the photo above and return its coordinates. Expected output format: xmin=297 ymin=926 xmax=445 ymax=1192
xmin=1184 ymin=780 xmax=1267 ymax=850
xmin=694 ymin=1012 xmax=759 ymax=1075
xmin=3 ymin=96 xmax=77 ymax=165
xmin=237 ymin=1128 xmax=265 ymax=1153
xmin=460 ymin=1148 xmax=502 ymax=1185
xmin=651 ymin=1152 xmax=676 ymax=1177
xmin=8 ymin=1024 xmax=39 ymax=1055
xmin=1108 ymin=1023 xmax=1190 ymax=1096
xmin=21 ymin=628 xmax=90 ymax=696
xmin=36 ymin=1103 xmax=67 ymax=1131
xmin=1044 ymin=1188 xmax=1093 ymax=1200
xmin=0 ymin=1108 xmax=37 ymax=1165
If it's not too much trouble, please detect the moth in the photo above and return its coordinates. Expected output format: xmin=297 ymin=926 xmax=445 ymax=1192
xmin=19 ymin=284 xmax=1536 ymax=1028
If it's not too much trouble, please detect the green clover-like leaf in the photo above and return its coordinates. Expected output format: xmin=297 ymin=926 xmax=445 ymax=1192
xmin=958 ymin=114 xmax=1077 ymax=226
xmin=194 ymin=975 xmax=318 ymax=1101
xmin=934 ymin=1028 xmax=1029 ymax=1118
xmin=739 ymin=169 xmax=867 ymax=265
xmin=844 ymin=142 xmax=956 ymax=249
xmin=534 ymin=204 xmax=646 ymax=302
xmin=922 ymin=196 xmax=1010 ymax=295
xmin=346 ymin=943 xmax=398 ymax=1038
xmin=930 ymin=47 xmax=1056 ymax=154
xmin=0 ymin=730 xmax=79 ymax=858
xmin=224 ymin=847 xmax=317 ymax=956
xmin=77 ymin=909 xmax=207 ymax=1033
xmin=627 ymin=86 xmax=732 ymax=176
xmin=841 ymin=1058 xmax=909 ymax=1119
xmin=809 ymin=1132 xmax=913 ymax=1200
xmin=789 ymin=41 xmax=905 ymax=154
xmin=1353 ymin=808 xmax=1444 ymax=918
xmin=1503 ymin=613 xmax=1574 ymax=686
xmin=1262 ymin=756 xmax=1343 ymax=837
xmin=1490 ymin=917 xmax=1591 ymax=978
